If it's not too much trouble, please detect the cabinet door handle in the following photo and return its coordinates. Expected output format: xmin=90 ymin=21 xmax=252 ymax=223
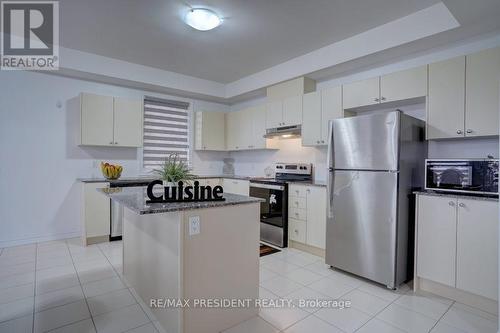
xmin=456 ymin=130 xmax=463 ymax=134
xmin=380 ymin=97 xmax=386 ymax=101
xmin=109 ymin=141 xmax=114 ymax=145
xmin=316 ymin=140 xmax=320 ymax=144
xmin=466 ymin=129 xmax=473 ymax=134
xmin=114 ymin=142 xmax=118 ymax=145
xmin=459 ymin=202 xmax=465 ymax=208
xmin=448 ymin=201 xmax=455 ymax=206
xmin=294 ymin=229 xmax=298 ymax=234
xmin=374 ymin=98 xmax=380 ymax=102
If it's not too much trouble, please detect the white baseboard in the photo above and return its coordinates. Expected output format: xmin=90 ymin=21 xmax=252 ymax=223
xmin=416 ymin=277 xmax=498 ymax=315
xmin=0 ymin=231 xmax=81 ymax=248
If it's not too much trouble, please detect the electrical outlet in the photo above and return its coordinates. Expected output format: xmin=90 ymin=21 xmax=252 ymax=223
xmin=189 ymin=216 xmax=201 ymax=235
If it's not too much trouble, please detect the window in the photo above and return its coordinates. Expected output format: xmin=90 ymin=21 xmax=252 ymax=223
xmin=143 ymin=96 xmax=190 ymax=169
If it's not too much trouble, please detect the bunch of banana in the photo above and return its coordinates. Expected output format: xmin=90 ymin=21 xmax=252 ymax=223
xmin=100 ymin=162 xmax=123 ymax=179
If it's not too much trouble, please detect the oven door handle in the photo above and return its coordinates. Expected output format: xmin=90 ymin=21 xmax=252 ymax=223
xmin=249 ymin=183 xmax=285 ymax=191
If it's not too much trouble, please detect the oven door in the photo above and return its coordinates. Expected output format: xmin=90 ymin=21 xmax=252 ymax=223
xmin=249 ymin=183 xmax=287 ymax=247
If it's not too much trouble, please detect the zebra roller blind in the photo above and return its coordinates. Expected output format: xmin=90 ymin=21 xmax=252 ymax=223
xmin=143 ymin=96 xmax=190 ymax=168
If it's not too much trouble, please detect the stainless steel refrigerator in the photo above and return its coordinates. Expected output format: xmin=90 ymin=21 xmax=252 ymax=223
xmin=326 ymin=110 xmax=426 ymax=289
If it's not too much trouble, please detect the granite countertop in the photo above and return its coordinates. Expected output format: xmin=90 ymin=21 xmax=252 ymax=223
xmin=97 ymin=187 xmax=264 ymax=215
xmin=286 ymin=180 xmax=327 ymax=187
xmin=414 ymin=190 xmax=498 ymax=202
xmin=78 ymin=174 xmax=252 ymax=184
xmin=79 ymin=175 xmax=327 ymax=187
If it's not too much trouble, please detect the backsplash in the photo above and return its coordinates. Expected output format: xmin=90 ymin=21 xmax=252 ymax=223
xmin=228 ymin=138 xmax=329 ymax=181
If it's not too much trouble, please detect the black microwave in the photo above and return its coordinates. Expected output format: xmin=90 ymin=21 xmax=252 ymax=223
xmin=425 ymin=159 xmax=499 ymax=196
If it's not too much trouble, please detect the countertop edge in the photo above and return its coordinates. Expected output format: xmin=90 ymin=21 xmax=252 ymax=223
xmin=97 ymin=187 xmax=265 ymax=215
xmin=413 ymin=190 xmax=498 ymax=202
xmin=78 ymin=175 xmax=328 ymax=187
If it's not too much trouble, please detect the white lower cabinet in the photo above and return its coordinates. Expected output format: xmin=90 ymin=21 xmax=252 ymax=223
xmin=82 ymin=182 xmax=110 ymax=243
xmin=196 ymin=178 xmax=222 ymax=187
xmin=288 ymin=184 xmax=326 ymax=249
xmin=289 ymin=218 xmax=306 ymax=243
xmin=305 ymin=186 xmax=327 ymax=249
xmin=416 ymin=195 xmax=457 ymax=287
xmin=416 ymin=194 xmax=498 ymax=300
xmin=222 ymin=179 xmax=249 ymax=196
xmin=456 ymin=198 xmax=498 ymax=300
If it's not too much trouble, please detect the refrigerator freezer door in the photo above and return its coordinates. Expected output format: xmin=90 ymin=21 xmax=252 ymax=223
xmin=332 ymin=111 xmax=399 ymax=171
xmin=326 ymin=170 xmax=398 ymax=287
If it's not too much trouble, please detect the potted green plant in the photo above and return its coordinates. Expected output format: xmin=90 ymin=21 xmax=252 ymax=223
xmin=151 ymin=154 xmax=195 ymax=188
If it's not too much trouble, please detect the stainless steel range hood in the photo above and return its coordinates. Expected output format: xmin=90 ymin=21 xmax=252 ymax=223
xmin=263 ymin=125 xmax=301 ymax=139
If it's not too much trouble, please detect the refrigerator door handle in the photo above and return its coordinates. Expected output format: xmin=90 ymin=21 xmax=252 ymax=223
xmin=327 ymin=121 xmax=335 ymax=218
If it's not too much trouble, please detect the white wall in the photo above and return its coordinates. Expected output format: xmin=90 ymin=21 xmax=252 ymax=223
xmin=0 ymin=71 xmax=228 ymax=247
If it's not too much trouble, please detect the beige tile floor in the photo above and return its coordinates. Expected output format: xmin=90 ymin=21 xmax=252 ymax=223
xmin=0 ymin=240 xmax=498 ymax=333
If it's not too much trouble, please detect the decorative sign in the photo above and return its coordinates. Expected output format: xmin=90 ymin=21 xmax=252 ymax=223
xmin=147 ymin=180 xmax=225 ymax=203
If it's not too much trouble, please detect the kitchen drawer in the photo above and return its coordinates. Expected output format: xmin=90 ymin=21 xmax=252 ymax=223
xmin=289 ymin=218 xmax=306 ymax=243
xmin=289 ymin=185 xmax=308 ymax=198
xmin=289 ymin=197 xmax=306 ymax=210
xmin=289 ymin=207 xmax=306 ymax=221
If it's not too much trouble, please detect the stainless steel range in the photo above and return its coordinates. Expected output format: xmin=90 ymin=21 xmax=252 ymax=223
xmin=250 ymin=163 xmax=312 ymax=248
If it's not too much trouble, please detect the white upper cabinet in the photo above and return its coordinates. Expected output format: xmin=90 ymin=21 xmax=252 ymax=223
xmin=225 ymin=105 xmax=275 ymax=151
xmin=465 ymin=47 xmax=500 ymax=137
xmin=456 ymin=198 xmax=498 ymax=300
xmin=265 ymin=100 xmax=283 ymax=128
xmin=81 ymin=93 xmax=114 ymax=146
xmin=343 ymin=77 xmax=380 ymax=109
xmin=265 ymin=95 xmax=303 ymax=128
xmin=113 ymin=97 xmax=143 ymax=147
xmin=302 ymin=91 xmax=322 ymax=146
xmin=302 ymin=86 xmax=343 ymax=146
xmin=343 ymin=67 xmax=428 ymax=110
xmin=283 ymin=95 xmax=303 ymax=126
xmin=427 ymin=56 xmax=466 ymax=139
xmin=195 ymin=111 xmax=226 ymax=151
xmin=320 ymin=86 xmax=343 ymax=143
xmin=225 ymin=111 xmax=242 ymax=150
xmin=239 ymin=108 xmax=254 ymax=149
xmin=416 ymin=195 xmax=457 ymax=288
xmin=251 ymin=105 xmax=267 ymax=149
xmin=80 ymin=93 xmax=142 ymax=147
xmin=380 ymin=65 xmax=427 ymax=102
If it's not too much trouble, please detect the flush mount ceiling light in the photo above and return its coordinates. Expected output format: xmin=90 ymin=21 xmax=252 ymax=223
xmin=184 ymin=8 xmax=222 ymax=31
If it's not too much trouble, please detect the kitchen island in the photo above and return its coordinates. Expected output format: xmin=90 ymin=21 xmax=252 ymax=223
xmin=99 ymin=187 xmax=263 ymax=333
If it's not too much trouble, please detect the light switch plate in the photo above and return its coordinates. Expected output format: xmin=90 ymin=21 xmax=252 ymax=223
xmin=189 ymin=216 xmax=201 ymax=235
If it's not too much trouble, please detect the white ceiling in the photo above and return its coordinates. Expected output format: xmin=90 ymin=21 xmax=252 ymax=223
xmin=59 ymin=0 xmax=443 ymax=83
xmin=58 ymin=0 xmax=500 ymax=98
